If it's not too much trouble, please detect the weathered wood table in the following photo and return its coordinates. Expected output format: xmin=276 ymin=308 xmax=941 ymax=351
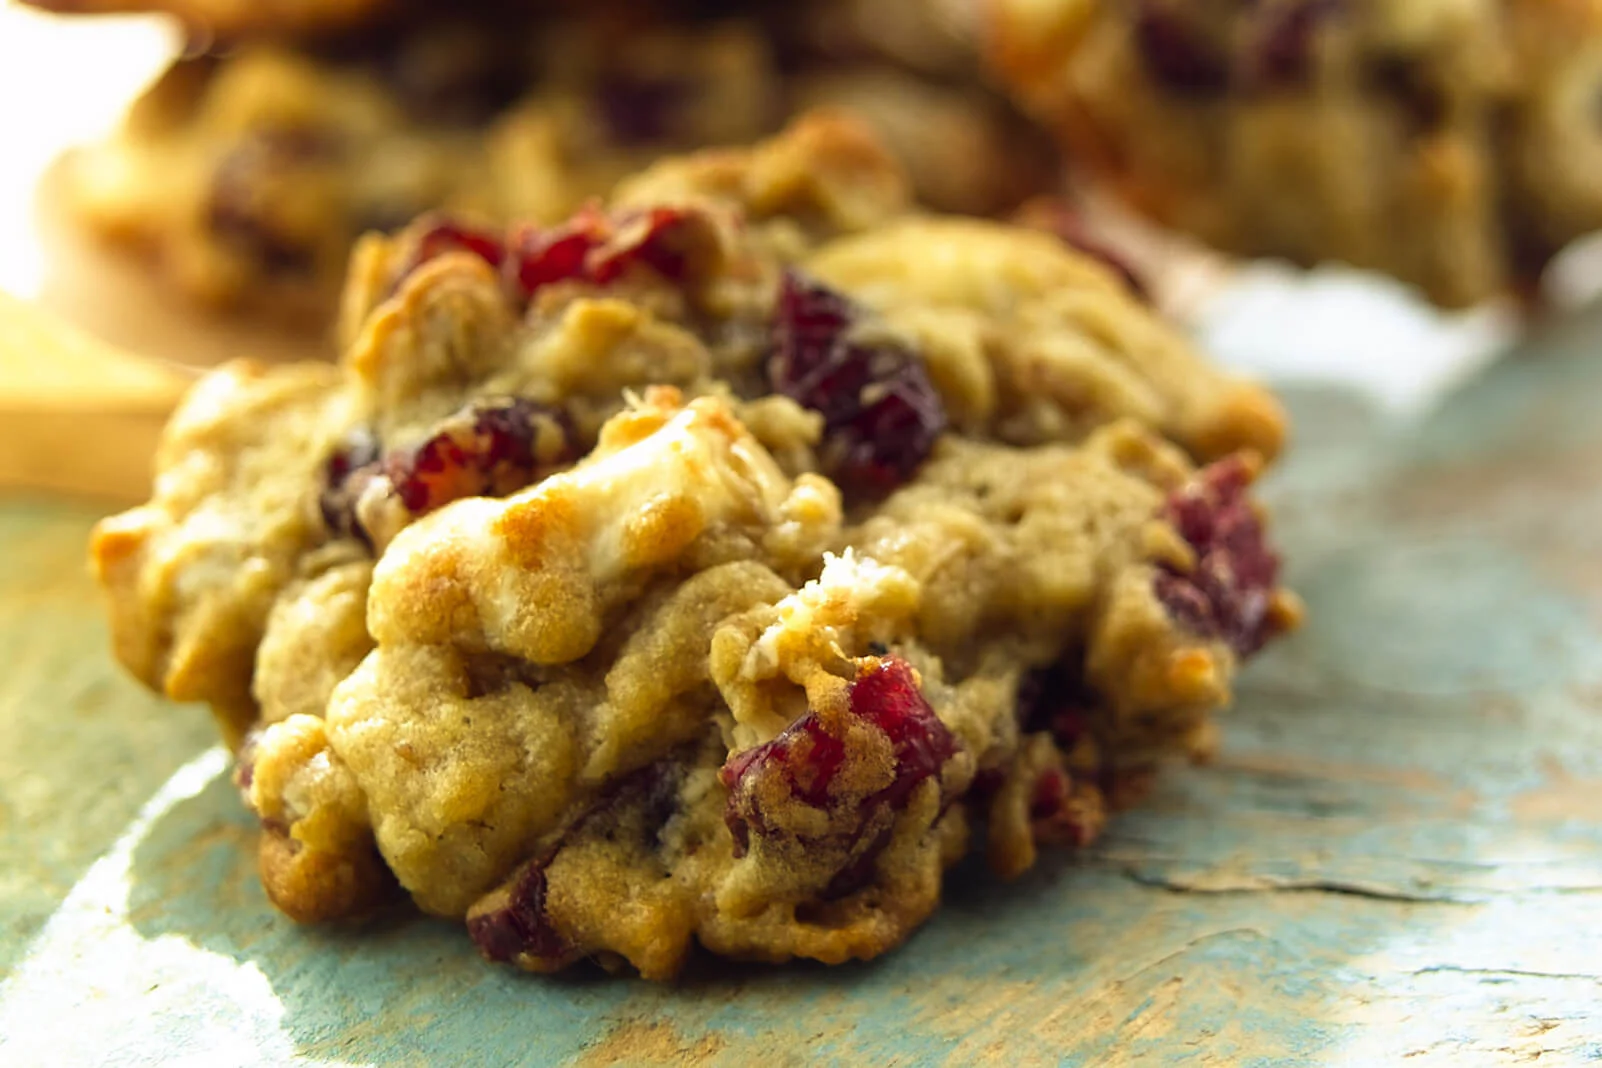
xmin=1 ymin=306 xmax=1600 ymax=1066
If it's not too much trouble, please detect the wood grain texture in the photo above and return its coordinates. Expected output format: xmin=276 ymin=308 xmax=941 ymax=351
xmin=0 ymin=291 xmax=196 ymax=502
xmin=2 ymin=310 xmax=1602 ymax=1064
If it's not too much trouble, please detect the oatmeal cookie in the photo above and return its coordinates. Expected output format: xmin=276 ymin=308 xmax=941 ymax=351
xmin=91 ymin=117 xmax=1297 ymax=977
xmin=58 ymin=3 xmax=1051 ymax=319
xmin=981 ymin=0 xmax=1602 ymax=307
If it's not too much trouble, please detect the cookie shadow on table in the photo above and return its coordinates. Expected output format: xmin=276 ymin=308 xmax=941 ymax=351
xmin=118 ymin=317 xmax=1602 ymax=1064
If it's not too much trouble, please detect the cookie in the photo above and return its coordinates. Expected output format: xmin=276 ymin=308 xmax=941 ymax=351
xmin=982 ymin=0 xmax=1602 ymax=307
xmin=58 ymin=4 xmax=1052 ymax=320
xmin=90 ymin=116 xmax=1297 ymax=977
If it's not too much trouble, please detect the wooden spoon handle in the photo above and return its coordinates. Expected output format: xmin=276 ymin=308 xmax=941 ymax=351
xmin=0 ymin=290 xmax=194 ymax=503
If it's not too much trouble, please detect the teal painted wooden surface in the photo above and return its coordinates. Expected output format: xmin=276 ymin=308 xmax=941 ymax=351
xmin=3 ymin=309 xmax=1602 ymax=1065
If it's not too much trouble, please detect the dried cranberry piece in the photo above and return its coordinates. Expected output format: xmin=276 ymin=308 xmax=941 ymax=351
xmin=511 ymin=205 xmax=706 ymax=291
xmin=385 ymin=219 xmax=508 ymax=302
xmin=323 ymin=427 xmax=382 ymax=484
xmin=467 ymin=862 xmax=572 ymax=965
xmin=317 ymin=427 xmax=382 ymax=544
xmin=1154 ymin=456 xmax=1283 ymax=656
xmin=768 ymin=271 xmax=947 ymax=497
xmin=1134 ymin=2 xmax=1230 ymax=95
xmin=721 ymin=657 xmax=958 ymax=889
xmin=1016 ymin=666 xmax=1152 ymax=807
xmin=1013 ymin=199 xmax=1149 ymax=301
xmin=1244 ymin=0 xmax=1346 ymax=90
xmin=849 ymin=658 xmax=961 ymax=794
xmin=1016 ymin=663 xmax=1098 ymax=745
xmin=316 ymin=401 xmax=576 ymax=544
xmin=505 ymin=215 xmax=601 ymax=293
xmin=385 ymin=398 xmax=577 ymax=515
xmin=412 ymin=219 xmax=508 ymax=270
xmin=397 ymin=206 xmax=712 ymax=304
xmin=1027 ymin=765 xmax=1101 ymax=848
xmin=1153 ymin=572 xmax=1216 ymax=639
xmin=719 ymin=716 xmax=843 ymax=856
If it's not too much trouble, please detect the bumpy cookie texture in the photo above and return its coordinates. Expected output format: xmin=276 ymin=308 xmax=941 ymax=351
xmin=982 ymin=0 xmax=1602 ymax=307
xmin=58 ymin=1 xmax=1050 ymax=319
xmin=92 ymin=118 xmax=1298 ymax=977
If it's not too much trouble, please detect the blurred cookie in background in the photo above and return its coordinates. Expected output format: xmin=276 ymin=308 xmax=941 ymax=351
xmin=48 ymin=0 xmax=1055 ymax=331
xmin=56 ymin=9 xmax=783 ymax=323
xmin=979 ymin=0 xmax=1602 ymax=309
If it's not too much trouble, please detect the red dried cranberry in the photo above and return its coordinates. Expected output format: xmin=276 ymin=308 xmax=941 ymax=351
xmin=386 ymin=219 xmax=508 ymax=302
xmin=396 ymin=206 xmax=711 ymax=305
xmin=467 ymin=862 xmax=573 ymax=965
xmin=317 ymin=401 xmax=575 ymax=544
xmin=514 ymin=205 xmax=705 ymax=290
xmin=1154 ymin=456 xmax=1283 ymax=656
xmin=721 ymin=657 xmax=958 ymax=889
xmin=1017 ymin=663 xmax=1100 ymax=748
xmin=507 ymin=220 xmax=597 ymax=294
xmin=1153 ymin=573 xmax=1217 ymax=641
xmin=1049 ymin=704 xmax=1094 ymax=749
xmin=317 ymin=427 xmax=382 ymax=545
xmin=1014 ymin=199 xmax=1149 ymax=301
xmin=1029 ymin=766 xmax=1069 ymax=822
xmin=719 ymin=718 xmax=843 ymax=856
xmin=385 ymin=398 xmax=575 ymax=515
xmin=1244 ymin=0 xmax=1346 ymax=90
xmin=1027 ymin=765 xmax=1100 ymax=848
xmin=768 ymin=271 xmax=947 ymax=497
xmin=412 ymin=219 xmax=508 ymax=270
xmin=322 ymin=426 xmax=382 ymax=486
xmin=1134 ymin=2 xmax=1230 ymax=95
xmin=849 ymin=658 xmax=960 ymax=789
xmin=969 ymin=766 xmax=1007 ymax=800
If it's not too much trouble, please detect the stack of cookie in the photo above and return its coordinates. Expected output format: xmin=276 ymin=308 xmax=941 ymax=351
xmin=75 ymin=0 xmax=1304 ymax=979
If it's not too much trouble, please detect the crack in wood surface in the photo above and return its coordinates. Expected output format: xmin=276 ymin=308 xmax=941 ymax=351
xmin=1410 ymin=965 xmax=1602 ymax=983
xmin=1123 ymin=869 xmax=1475 ymax=905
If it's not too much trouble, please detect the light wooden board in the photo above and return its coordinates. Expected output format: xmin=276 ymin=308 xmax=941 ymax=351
xmin=1 ymin=310 xmax=1601 ymax=1065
